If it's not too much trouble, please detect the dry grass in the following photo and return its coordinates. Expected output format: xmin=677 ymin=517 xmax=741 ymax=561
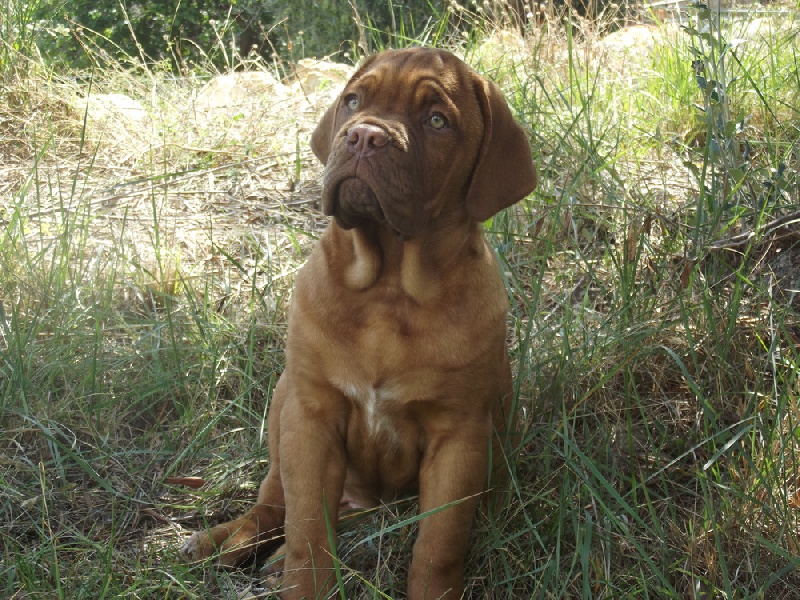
xmin=2 ymin=7 xmax=800 ymax=599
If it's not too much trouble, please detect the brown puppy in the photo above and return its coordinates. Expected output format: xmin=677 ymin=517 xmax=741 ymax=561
xmin=181 ymin=47 xmax=536 ymax=599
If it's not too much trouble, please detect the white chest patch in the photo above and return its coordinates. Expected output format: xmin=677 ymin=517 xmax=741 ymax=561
xmin=338 ymin=380 xmax=396 ymax=439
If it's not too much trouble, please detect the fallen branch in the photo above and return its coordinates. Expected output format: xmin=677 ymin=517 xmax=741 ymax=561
xmin=708 ymin=209 xmax=800 ymax=251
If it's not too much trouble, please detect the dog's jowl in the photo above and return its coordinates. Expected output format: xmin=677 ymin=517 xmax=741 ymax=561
xmin=181 ymin=47 xmax=537 ymax=600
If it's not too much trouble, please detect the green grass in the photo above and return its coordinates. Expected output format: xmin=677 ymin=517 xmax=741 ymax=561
xmin=2 ymin=3 xmax=800 ymax=599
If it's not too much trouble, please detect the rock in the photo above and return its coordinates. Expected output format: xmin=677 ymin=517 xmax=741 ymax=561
xmin=293 ymin=58 xmax=353 ymax=96
xmin=195 ymin=71 xmax=289 ymax=114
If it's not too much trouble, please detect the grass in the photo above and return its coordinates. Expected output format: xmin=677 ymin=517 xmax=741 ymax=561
xmin=2 ymin=2 xmax=800 ymax=598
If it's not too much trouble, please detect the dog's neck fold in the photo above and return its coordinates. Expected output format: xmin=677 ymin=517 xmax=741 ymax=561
xmin=333 ymin=218 xmax=481 ymax=304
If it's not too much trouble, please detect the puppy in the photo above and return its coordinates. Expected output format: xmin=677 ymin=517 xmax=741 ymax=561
xmin=182 ymin=47 xmax=537 ymax=599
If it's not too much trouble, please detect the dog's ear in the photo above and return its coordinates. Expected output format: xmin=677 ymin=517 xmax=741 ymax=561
xmin=466 ymin=77 xmax=537 ymax=222
xmin=311 ymin=55 xmax=380 ymax=165
xmin=310 ymin=97 xmax=340 ymax=165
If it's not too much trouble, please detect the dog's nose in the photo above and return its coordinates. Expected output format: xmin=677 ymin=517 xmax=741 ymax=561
xmin=347 ymin=123 xmax=389 ymax=158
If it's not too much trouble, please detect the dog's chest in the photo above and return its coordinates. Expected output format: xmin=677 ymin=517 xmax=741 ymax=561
xmin=328 ymin=290 xmax=475 ymax=410
xmin=334 ymin=376 xmax=424 ymax=496
xmin=338 ymin=380 xmax=395 ymax=437
xmin=349 ymin=288 xmax=461 ymax=364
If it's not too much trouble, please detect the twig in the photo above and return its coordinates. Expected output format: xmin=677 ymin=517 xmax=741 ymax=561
xmin=707 ymin=210 xmax=800 ymax=251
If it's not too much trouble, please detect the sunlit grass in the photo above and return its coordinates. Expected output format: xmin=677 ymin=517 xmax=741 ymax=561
xmin=2 ymin=3 xmax=800 ymax=598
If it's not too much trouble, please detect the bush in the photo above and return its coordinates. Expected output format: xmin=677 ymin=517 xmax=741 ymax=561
xmin=30 ymin=0 xmax=455 ymax=72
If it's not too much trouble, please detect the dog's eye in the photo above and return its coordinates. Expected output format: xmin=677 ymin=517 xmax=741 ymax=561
xmin=345 ymin=95 xmax=359 ymax=111
xmin=428 ymin=113 xmax=447 ymax=130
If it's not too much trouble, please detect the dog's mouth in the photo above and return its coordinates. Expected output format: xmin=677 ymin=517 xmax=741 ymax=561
xmin=327 ymin=178 xmax=387 ymax=230
xmin=325 ymin=177 xmax=425 ymax=237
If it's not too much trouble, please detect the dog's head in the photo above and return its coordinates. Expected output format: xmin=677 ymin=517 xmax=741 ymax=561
xmin=311 ymin=48 xmax=537 ymax=237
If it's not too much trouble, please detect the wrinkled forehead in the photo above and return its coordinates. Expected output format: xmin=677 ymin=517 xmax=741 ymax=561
xmin=346 ymin=49 xmax=474 ymax=109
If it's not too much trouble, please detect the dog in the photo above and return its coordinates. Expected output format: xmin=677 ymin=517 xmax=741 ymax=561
xmin=181 ymin=47 xmax=537 ymax=599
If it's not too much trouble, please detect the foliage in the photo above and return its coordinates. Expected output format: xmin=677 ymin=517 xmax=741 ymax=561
xmin=26 ymin=0 xmax=453 ymax=71
xmin=683 ymin=2 xmax=796 ymax=251
xmin=1 ymin=0 xmax=49 ymax=80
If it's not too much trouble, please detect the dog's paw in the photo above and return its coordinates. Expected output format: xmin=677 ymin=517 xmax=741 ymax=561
xmin=180 ymin=531 xmax=207 ymax=561
xmin=262 ymin=542 xmax=286 ymax=575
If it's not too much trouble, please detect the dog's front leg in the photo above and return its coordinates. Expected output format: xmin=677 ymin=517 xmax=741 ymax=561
xmin=408 ymin=420 xmax=491 ymax=600
xmin=278 ymin=385 xmax=348 ymax=600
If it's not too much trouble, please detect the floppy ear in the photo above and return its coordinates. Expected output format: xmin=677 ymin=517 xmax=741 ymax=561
xmin=466 ymin=77 xmax=537 ymax=222
xmin=310 ymin=96 xmax=340 ymax=165
xmin=310 ymin=55 xmax=380 ymax=165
